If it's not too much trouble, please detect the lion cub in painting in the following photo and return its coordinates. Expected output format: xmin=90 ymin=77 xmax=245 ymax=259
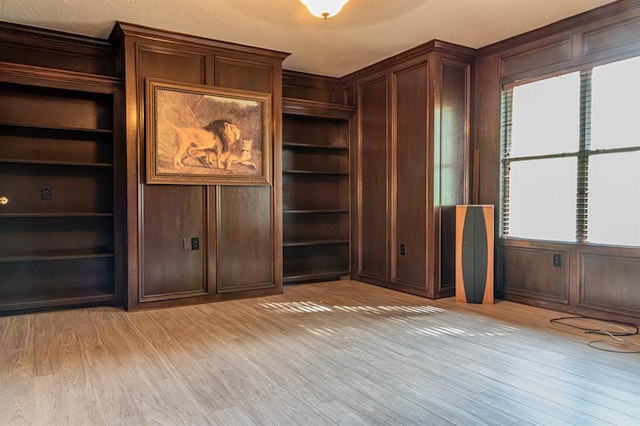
xmin=221 ymin=139 xmax=257 ymax=170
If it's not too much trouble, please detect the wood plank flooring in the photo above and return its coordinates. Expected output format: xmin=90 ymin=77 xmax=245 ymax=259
xmin=1 ymin=280 xmax=640 ymax=425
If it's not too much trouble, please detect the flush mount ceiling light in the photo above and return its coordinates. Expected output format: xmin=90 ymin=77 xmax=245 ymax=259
xmin=300 ymin=0 xmax=350 ymax=19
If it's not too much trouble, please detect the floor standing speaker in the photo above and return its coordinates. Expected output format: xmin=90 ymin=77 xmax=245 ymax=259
xmin=455 ymin=205 xmax=494 ymax=304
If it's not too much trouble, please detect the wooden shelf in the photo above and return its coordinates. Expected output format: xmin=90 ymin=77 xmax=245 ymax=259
xmin=283 ymin=142 xmax=348 ymax=150
xmin=283 ymin=271 xmax=350 ymax=284
xmin=0 ymin=70 xmax=119 ymax=313
xmin=284 ymin=209 xmax=349 ymax=214
xmin=283 ymin=239 xmax=349 ymax=247
xmin=0 ymin=292 xmax=115 ymax=312
xmin=0 ymin=158 xmax=113 ymax=167
xmin=283 ymin=169 xmax=348 ymax=175
xmin=0 ymin=212 xmax=113 ymax=218
xmin=0 ymin=251 xmax=114 ymax=263
xmin=0 ymin=121 xmax=113 ymax=134
xmin=282 ymin=99 xmax=352 ymax=285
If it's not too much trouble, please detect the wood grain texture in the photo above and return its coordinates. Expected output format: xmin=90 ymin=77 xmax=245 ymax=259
xmin=115 ymin=22 xmax=285 ymax=309
xmin=2 ymin=280 xmax=640 ymax=424
xmin=357 ymin=76 xmax=389 ymax=281
xmin=393 ymin=63 xmax=428 ymax=288
xmin=475 ymin=1 xmax=640 ymax=318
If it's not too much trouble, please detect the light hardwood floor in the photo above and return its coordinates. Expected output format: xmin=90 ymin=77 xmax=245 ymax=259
xmin=1 ymin=280 xmax=640 ymax=425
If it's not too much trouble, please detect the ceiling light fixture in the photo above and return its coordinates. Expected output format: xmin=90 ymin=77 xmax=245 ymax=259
xmin=300 ymin=0 xmax=350 ymax=19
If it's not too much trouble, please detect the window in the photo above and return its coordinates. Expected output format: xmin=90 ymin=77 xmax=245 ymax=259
xmin=501 ymin=56 xmax=640 ymax=246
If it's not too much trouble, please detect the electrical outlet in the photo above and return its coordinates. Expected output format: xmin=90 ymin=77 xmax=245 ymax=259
xmin=191 ymin=237 xmax=200 ymax=250
xmin=400 ymin=243 xmax=406 ymax=256
xmin=41 ymin=185 xmax=52 ymax=200
xmin=553 ymin=253 xmax=562 ymax=267
xmin=183 ymin=237 xmax=192 ymax=251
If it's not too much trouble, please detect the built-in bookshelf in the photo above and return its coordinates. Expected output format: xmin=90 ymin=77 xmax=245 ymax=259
xmin=0 ymin=63 xmax=121 ymax=312
xmin=282 ymin=98 xmax=354 ymax=283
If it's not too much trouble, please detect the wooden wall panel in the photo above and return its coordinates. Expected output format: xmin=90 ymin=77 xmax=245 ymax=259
xmin=138 ymin=47 xmax=206 ymax=83
xmin=215 ymin=57 xmax=272 ymax=93
xmin=501 ymin=38 xmax=573 ymax=77
xmin=392 ymin=64 xmax=428 ymax=288
xmin=358 ymin=76 xmax=388 ymax=281
xmin=217 ymin=186 xmax=273 ymax=292
xmin=580 ymin=253 xmax=640 ymax=316
xmin=114 ymin=22 xmax=286 ymax=309
xmin=500 ymin=246 xmax=568 ymax=303
xmin=137 ymin=46 xmax=207 ymax=301
xmin=141 ymin=186 xmax=207 ymax=300
xmin=0 ymin=22 xmax=117 ymax=76
xmin=581 ymin=17 xmax=640 ymax=58
xmin=438 ymin=60 xmax=471 ymax=293
xmin=283 ymin=70 xmax=344 ymax=104
xmin=476 ymin=0 xmax=640 ymax=319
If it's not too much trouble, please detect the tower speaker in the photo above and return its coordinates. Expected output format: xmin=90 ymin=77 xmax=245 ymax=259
xmin=455 ymin=205 xmax=494 ymax=304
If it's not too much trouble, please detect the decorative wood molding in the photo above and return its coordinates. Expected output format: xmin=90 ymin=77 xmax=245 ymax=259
xmin=110 ymin=21 xmax=290 ymax=62
xmin=342 ymin=39 xmax=476 ymax=83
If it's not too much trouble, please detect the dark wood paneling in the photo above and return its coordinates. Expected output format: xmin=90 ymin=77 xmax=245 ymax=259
xmin=215 ymin=57 xmax=272 ymax=93
xmin=0 ymin=22 xmax=117 ymax=76
xmin=283 ymin=70 xmax=344 ymax=104
xmin=137 ymin=46 xmax=207 ymax=303
xmin=116 ymin=22 xmax=285 ymax=309
xmin=0 ymin=84 xmax=112 ymax=130
xmin=439 ymin=60 xmax=471 ymax=292
xmin=392 ymin=64 xmax=428 ymax=287
xmin=581 ymin=16 xmax=640 ymax=58
xmin=501 ymin=38 xmax=573 ymax=77
xmin=139 ymin=47 xmax=206 ymax=83
xmin=473 ymin=55 xmax=501 ymax=207
xmin=141 ymin=185 xmax=207 ymax=300
xmin=500 ymin=245 xmax=568 ymax=303
xmin=476 ymin=0 xmax=640 ymax=318
xmin=0 ymin=164 xmax=113 ymax=214
xmin=358 ymin=76 xmax=388 ymax=281
xmin=217 ymin=186 xmax=273 ymax=292
xmin=580 ymin=253 xmax=640 ymax=315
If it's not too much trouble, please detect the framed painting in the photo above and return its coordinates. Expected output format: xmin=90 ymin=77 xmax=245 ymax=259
xmin=145 ymin=79 xmax=271 ymax=185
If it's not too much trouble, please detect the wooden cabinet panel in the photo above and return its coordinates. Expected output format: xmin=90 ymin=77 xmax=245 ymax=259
xmin=393 ymin=64 xmax=428 ymax=287
xmin=139 ymin=48 xmax=205 ymax=83
xmin=501 ymin=38 xmax=573 ymax=77
xmin=217 ymin=186 xmax=273 ymax=292
xmin=141 ymin=185 xmax=207 ymax=300
xmin=358 ymin=76 xmax=388 ymax=281
xmin=215 ymin=57 xmax=272 ymax=93
xmin=580 ymin=253 xmax=640 ymax=315
xmin=119 ymin=23 xmax=286 ymax=308
xmin=500 ymin=246 xmax=568 ymax=302
xmin=439 ymin=61 xmax=471 ymax=291
xmin=349 ymin=42 xmax=474 ymax=298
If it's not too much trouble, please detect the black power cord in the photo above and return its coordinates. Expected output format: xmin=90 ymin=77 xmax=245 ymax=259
xmin=550 ymin=316 xmax=640 ymax=354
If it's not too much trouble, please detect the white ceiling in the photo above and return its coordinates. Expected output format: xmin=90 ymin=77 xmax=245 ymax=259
xmin=0 ymin=0 xmax=618 ymax=77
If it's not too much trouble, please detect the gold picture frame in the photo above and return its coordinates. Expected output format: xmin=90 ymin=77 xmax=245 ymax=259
xmin=146 ymin=79 xmax=271 ymax=185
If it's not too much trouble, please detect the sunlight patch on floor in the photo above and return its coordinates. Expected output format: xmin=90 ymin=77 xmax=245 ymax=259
xmin=260 ymin=302 xmax=446 ymax=315
xmin=408 ymin=323 xmax=520 ymax=337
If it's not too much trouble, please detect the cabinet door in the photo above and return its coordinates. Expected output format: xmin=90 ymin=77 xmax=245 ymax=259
xmin=357 ymin=76 xmax=388 ymax=281
xmin=392 ymin=63 xmax=429 ymax=288
xmin=141 ymin=185 xmax=207 ymax=301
